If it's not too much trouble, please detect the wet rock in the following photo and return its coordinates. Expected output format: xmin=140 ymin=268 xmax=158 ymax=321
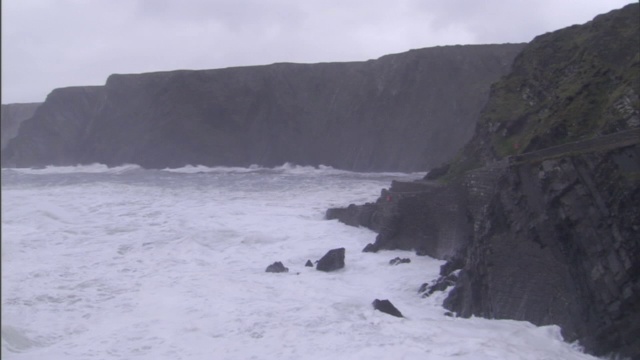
xmin=439 ymin=256 xmax=465 ymax=276
xmin=316 ymin=248 xmax=346 ymax=272
xmin=325 ymin=203 xmax=377 ymax=228
xmin=305 ymin=260 xmax=314 ymax=267
xmin=419 ymin=273 xmax=459 ymax=297
xmin=389 ymin=257 xmax=411 ymax=265
xmin=265 ymin=261 xmax=289 ymax=273
xmin=362 ymin=243 xmax=378 ymax=253
xmin=372 ymin=299 xmax=404 ymax=318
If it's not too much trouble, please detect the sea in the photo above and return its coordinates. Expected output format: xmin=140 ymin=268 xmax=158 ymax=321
xmin=1 ymin=164 xmax=599 ymax=360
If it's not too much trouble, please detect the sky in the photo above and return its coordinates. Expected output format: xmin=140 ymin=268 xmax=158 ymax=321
xmin=1 ymin=0 xmax=634 ymax=104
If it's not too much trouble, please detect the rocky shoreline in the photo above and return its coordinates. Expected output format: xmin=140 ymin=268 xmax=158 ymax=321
xmin=326 ymin=4 xmax=639 ymax=357
xmin=326 ymin=129 xmax=640 ymax=357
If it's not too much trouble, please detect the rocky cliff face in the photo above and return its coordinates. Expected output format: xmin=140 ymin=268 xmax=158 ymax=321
xmin=443 ymin=132 xmax=639 ymax=357
xmin=1 ymin=103 xmax=41 ymax=150
xmin=445 ymin=3 xmax=639 ymax=178
xmin=2 ymin=44 xmax=524 ymax=170
xmin=326 ymin=4 xmax=639 ymax=358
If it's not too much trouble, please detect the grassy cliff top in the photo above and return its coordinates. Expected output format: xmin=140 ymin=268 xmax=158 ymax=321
xmin=442 ymin=3 xmax=639 ymax=180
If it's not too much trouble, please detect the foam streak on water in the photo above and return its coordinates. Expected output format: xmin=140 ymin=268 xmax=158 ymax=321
xmin=1 ymin=164 xmax=597 ymax=359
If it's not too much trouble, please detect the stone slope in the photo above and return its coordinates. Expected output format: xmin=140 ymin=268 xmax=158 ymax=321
xmin=1 ymin=103 xmax=41 ymax=150
xmin=2 ymin=44 xmax=524 ymax=170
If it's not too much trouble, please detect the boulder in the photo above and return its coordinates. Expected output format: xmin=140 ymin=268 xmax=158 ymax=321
xmin=305 ymin=260 xmax=314 ymax=267
xmin=372 ymin=299 xmax=404 ymax=318
xmin=265 ymin=261 xmax=289 ymax=273
xmin=316 ymin=248 xmax=345 ymax=272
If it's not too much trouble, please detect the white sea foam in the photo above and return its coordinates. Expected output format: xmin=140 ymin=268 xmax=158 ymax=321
xmin=3 ymin=163 xmax=142 ymax=175
xmin=1 ymin=165 xmax=598 ymax=359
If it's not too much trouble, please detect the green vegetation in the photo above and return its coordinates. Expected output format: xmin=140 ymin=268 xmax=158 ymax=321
xmin=441 ymin=3 xmax=639 ymax=179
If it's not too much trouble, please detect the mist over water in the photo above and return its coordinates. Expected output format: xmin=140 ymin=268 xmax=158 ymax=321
xmin=2 ymin=164 xmax=597 ymax=359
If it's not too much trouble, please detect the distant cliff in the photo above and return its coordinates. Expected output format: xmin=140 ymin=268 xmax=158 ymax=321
xmin=327 ymin=4 xmax=639 ymax=358
xmin=1 ymin=103 xmax=40 ymax=150
xmin=2 ymin=44 xmax=524 ymax=171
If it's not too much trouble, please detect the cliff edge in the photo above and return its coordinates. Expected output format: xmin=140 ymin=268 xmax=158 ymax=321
xmin=1 ymin=44 xmax=524 ymax=171
xmin=1 ymin=103 xmax=41 ymax=150
xmin=327 ymin=4 xmax=639 ymax=358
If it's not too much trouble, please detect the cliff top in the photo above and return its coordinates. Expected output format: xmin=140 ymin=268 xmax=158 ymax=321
xmin=439 ymin=3 xmax=639 ymax=180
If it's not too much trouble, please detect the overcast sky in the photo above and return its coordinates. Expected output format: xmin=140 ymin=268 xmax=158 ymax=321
xmin=1 ymin=0 xmax=633 ymax=104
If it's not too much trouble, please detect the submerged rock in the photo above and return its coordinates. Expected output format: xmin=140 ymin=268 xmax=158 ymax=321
xmin=316 ymin=248 xmax=345 ymax=272
xmin=372 ymin=299 xmax=404 ymax=318
xmin=265 ymin=261 xmax=289 ymax=273
xmin=389 ymin=257 xmax=411 ymax=265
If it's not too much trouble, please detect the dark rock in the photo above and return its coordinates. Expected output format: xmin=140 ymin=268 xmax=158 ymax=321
xmin=265 ymin=261 xmax=289 ymax=273
xmin=332 ymin=180 xmax=471 ymax=259
xmin=419 ymin=273 xmax=459 ymax=297
xmin=372 ymin=299 xmax=404 ymax=318
xmin=1 ymin=103 xmax=41 ymax=150
xmin=325 ymin=203 xmax=377 ymax=228
xmin=316 ymin=248 xmax=345 ymax=272
xmin=439 ymin=256 xmax=465 ymax=276
xmin=2 ymin=44 xmax=524 ymax=170
xmin=437 ymin=5 xmax=640 ymax=358
xmin=327 ymin=5 xmax=640 ymax=358
xmin=362 ymin=243 xmax=378 ymax=253
xmin=389 ymin=257 xmax=411 ymax=265
xmin=305 ymin=260 xmax=314 ymax=267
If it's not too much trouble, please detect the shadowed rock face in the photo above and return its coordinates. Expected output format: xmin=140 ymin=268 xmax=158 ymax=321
xmin=2 ymin=87 xmax=105 ymax=167
xmin=327 ymin=4 xmax=639 ymax=358
xmin=1 ymin=44 xmax=524 ymax=170
xmin=1 ymin=103 xmax=41 ymax=150
xmin=443 ymin=140 xmax=640 ymax=357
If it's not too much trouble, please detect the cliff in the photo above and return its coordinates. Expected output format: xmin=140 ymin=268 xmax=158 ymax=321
xmin=1 ymin=103 xmax=41 ymax=150
xmin=326 ymin=4 xmax=639 ymax=358
xmin=1 ymin=44 xmax=524 ymax=171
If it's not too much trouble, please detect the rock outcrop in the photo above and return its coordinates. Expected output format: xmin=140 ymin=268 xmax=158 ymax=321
xmin=316 ymin=248 xmax=346 ymax=272
xmin=327 ymin=4 xmax=639 ymax=358
xmin=1 ymin=103 xmax=41 ymax=150
xmin=372 ymin=299 xmax=404 ymax=318
xmin=444 ymin=133 xmax=640 ymax=357
xmin=2 ymin=44 xmax=524 ymax=170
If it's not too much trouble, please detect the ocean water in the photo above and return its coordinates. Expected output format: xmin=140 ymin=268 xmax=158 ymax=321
xmin=1 ymin=164 xmax=598 ymax=360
